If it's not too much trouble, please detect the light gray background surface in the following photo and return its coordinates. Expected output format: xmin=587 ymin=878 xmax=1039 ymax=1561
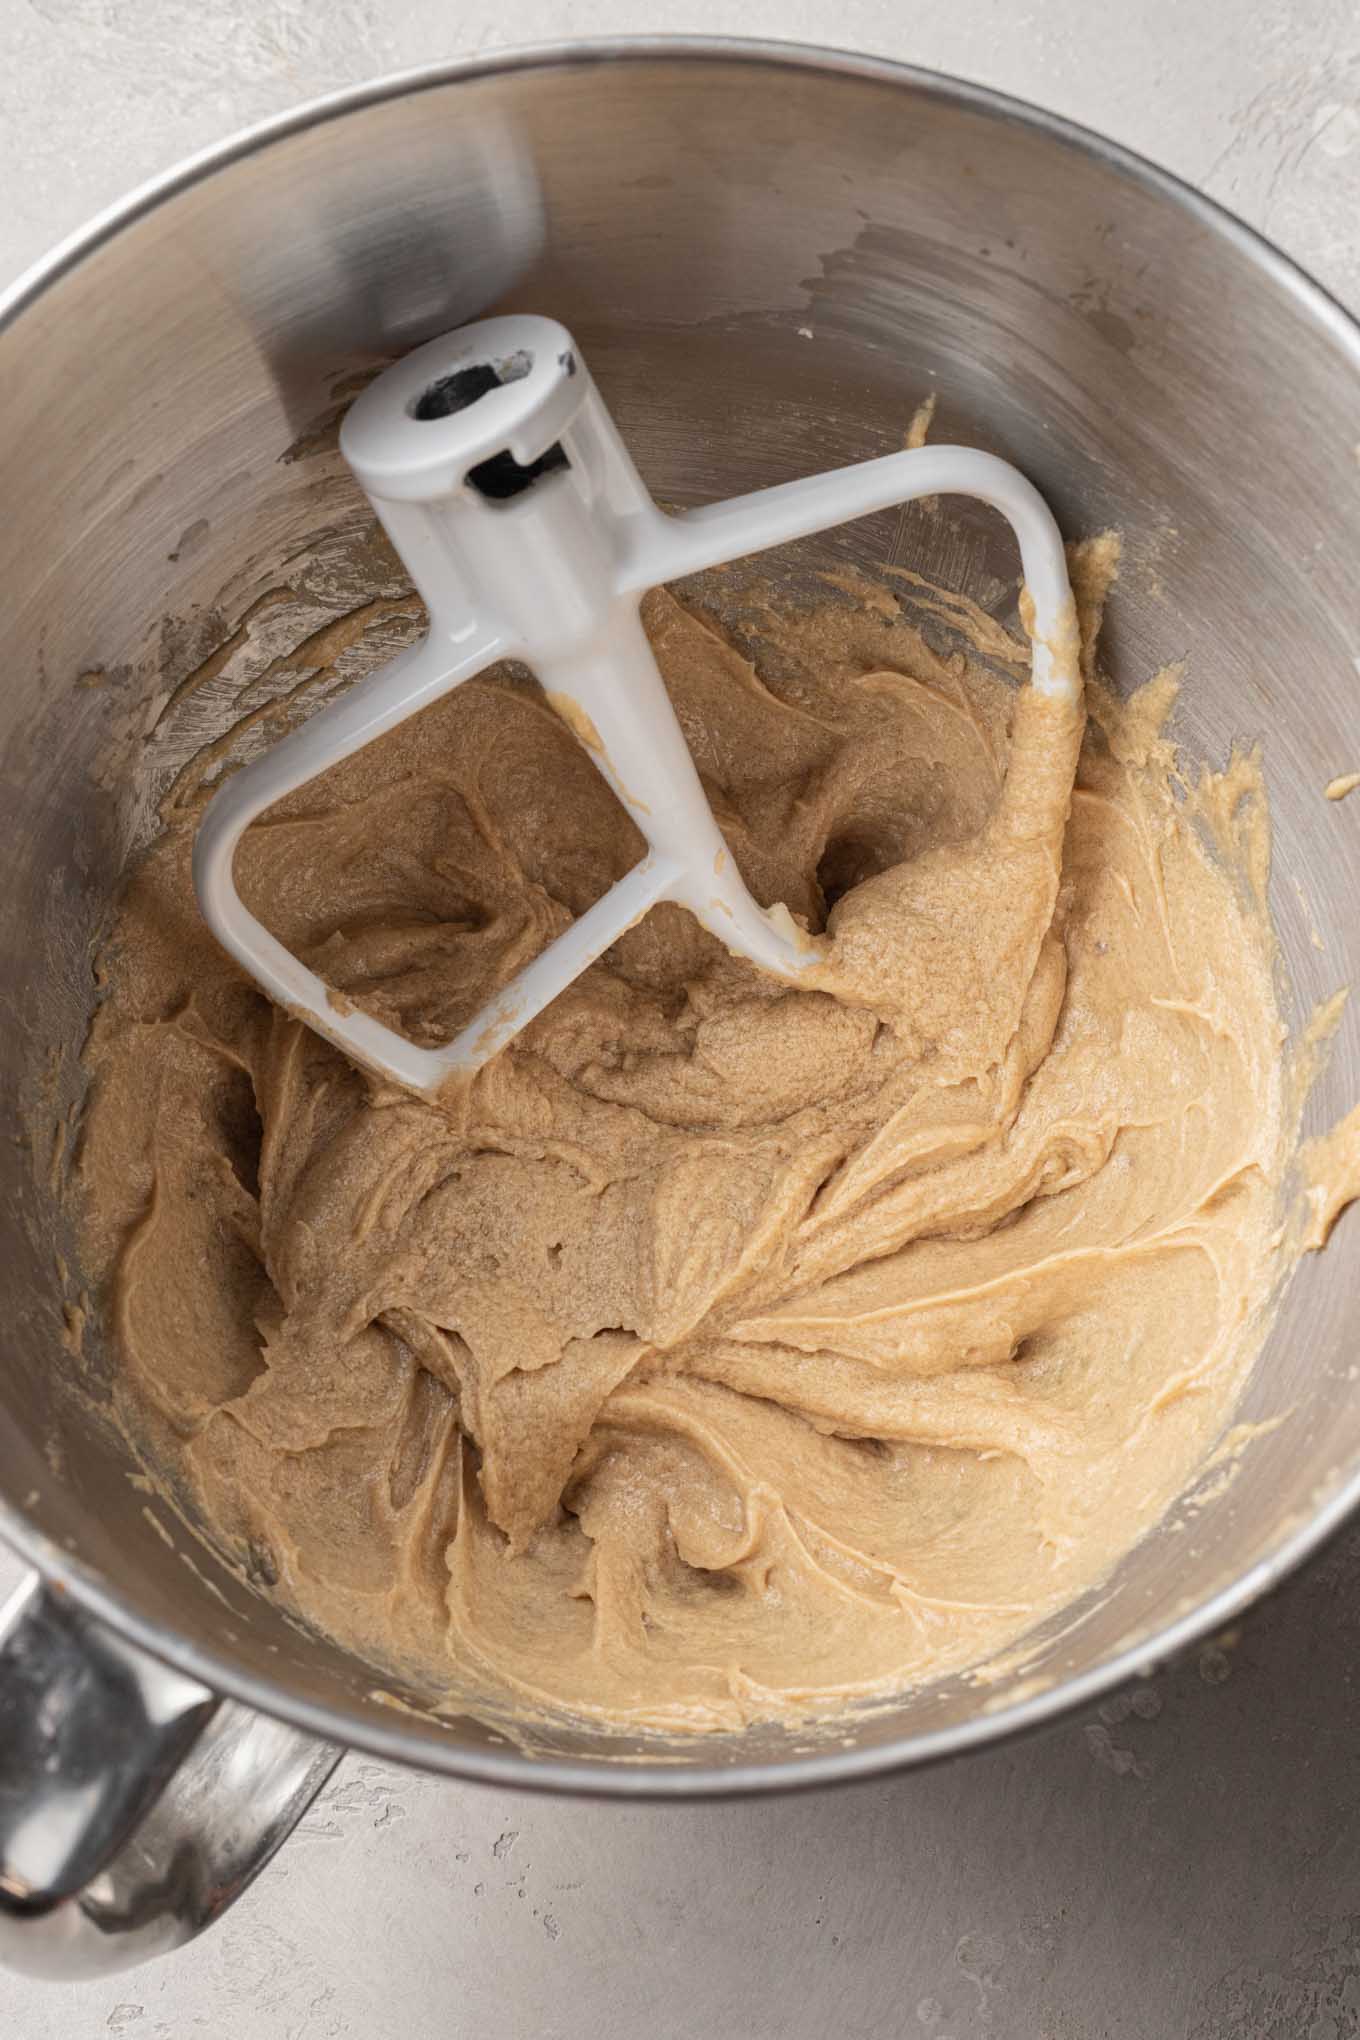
xmin=4 ymin=3 xmax=1360 ymax=2035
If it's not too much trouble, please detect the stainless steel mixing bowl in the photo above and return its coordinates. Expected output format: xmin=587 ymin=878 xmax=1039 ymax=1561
xmin=3 ymin=37 xmax=1359 ymax=1979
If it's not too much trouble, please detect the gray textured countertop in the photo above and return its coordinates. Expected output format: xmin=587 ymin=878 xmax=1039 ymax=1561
xmin=4 ymin=4 xmax=1360 ymax=2035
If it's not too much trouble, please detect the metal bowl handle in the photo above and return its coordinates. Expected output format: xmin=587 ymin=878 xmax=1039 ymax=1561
xmin=0 ymin=1571 xmax=341 ymax=1978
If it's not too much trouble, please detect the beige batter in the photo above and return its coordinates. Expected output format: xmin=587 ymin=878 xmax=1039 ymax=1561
xmin=76 ymin=541 xmax=1294 ymax=1734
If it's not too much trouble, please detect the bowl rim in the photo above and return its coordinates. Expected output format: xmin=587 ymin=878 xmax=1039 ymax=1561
xmin=4 ymin=33 xmax=1360 ymax=1800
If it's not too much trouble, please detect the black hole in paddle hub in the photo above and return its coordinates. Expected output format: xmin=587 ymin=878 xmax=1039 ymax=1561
xmin=412 ymin=361 xmax=503 ymax=419
xmin=411 ymin=349 xmax=532 ymax=420
xmin=410 ymin=350 xmax=568 ymax=501
xmin=467 ymin=440 xmax=570 ymax=502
